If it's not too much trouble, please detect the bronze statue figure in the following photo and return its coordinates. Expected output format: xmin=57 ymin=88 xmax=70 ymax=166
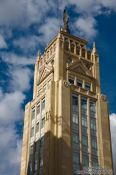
xmin=63 ymin=9 xmax=70 ymax=33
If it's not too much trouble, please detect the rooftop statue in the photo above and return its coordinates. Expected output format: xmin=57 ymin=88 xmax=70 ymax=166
xmin=63 ymin=9 xmax=70 ymax=33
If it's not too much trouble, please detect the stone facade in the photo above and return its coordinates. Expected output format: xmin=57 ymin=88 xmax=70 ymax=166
xmin=20 ymin=25 xmax=113 ymax=175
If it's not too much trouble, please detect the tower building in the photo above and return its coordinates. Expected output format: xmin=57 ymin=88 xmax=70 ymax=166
xmin=20 ymin=10 xmax=113 ymax=175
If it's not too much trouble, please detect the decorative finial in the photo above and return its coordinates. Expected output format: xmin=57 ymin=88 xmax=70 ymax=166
xmin=63 ymin=8 xmax=70 ymax=33
xmin=38 ymin=50 xmax=41 ymax=57
xmin=92 ymin=42 xmax=97 ymax=54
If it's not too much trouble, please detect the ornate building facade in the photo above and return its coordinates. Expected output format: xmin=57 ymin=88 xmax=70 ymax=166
xmin=20 ymin=11 xmax=113 ymax=175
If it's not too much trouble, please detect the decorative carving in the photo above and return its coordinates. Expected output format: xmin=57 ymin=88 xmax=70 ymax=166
xmin=64 ymin=80 xmax=70 ymax=87
xmin=101 ymin=94 xmax=107 ymax=101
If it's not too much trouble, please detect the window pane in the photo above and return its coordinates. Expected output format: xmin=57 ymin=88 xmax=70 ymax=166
xmin=83 ymin=155 xmax=89 ymax=167
xmin=82 ymin=127 xmax=88 ymax=135
xmin=92 ymin=159 xmax=98 ymax=166
xmin=82 ymin=136 xmax=88 ymax=146
xmin=77 ymin=80 xmax=83 ymax=88
xmin=69 ymin=79 xmax=74 ymax=85
xmin=42 ymin=99 xmax=45 ymax=110
xmin=91 ymin=119 xmax=96 ymax=130
xmin=85 ymin=83 xmax=91 ymax=91
xmin=36 ymin=122 xmax=39 ymax=133
xmin=32 ymin=108 xmax=35 ymax=120
xmin=72 ymin=113 xmax=78 ymax=124
xmin=72 ymin=95 xmax=78 ymax=112
xmin=82 ymin=118 xmax=87 ymax=127
xmin=71 ymin=43 xmax=75 ymax=53
xmin=81 ymin=97 xmax=87 ymax=109
xmin=76 ymin=46 xmax=80 ymax=55
xmin=31 ymin=127 xmax=34 ymax=137
xmin=90 ymin=101 xmax=96 ymax=112
xmin=41 ymin=118 xmax=45 ymax=129
xmin=73 ymin=134 xmax=79 ymax=144
xmin=37 ymin=103 xmax=40 ymax=115
xmin=92 ymin=139 xmax=97 ymax=149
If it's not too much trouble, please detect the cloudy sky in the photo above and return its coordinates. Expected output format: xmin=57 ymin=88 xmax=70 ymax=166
xmin=0 ymin=0 xmax=116 ymax=175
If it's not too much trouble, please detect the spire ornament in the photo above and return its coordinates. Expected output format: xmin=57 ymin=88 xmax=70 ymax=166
xmin=63 ymin=9 xmax=70 ymax=33
xmin=92 ymin=42 xmax=97 ymax=54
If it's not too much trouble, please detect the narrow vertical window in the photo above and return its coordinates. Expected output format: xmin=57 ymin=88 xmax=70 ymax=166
xmin=85 ymin=82 xmax=91 ymax=91
xmin=31 ymin=108 xmax=35 ymax=120
xmin=36 ymin=122 xmax=39 ymax=133
xmin=42 ymin=98 xmax=45 ymax=111
xmin=72 ymin=94 xmax=80 ymax=172
xmin=90 ymin=100 xmax=98 ymax=166
xmin=41 ymin=118 xmax=45 ymax=129
xmin=31 ymin=127 xmax=34 ymax=137
xmin=37 ymin=103 xmax=40 ymax=115
xmin=81 ymin=96 xmax=89 ymax=167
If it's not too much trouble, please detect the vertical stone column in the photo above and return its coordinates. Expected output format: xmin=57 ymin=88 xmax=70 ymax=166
xmin=87 ymin=98 xmax=92 ymax=167
xmin=33 ymin=59 xmax=39 ymax=99
xmin=20 ymin=102 xmax=31 ymax=175
xmin=79 ymin=95 xmax=82 ymax=169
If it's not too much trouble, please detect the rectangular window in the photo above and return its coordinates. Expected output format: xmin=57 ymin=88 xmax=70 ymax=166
xmin=71 ymin=43 xmax=75 ymax=53
xmin=91 ymin=119 xmax=96 ymax=130
xmin=85 ymin=82 xmax=91 ymax=91
xmin=72 ymin=94 xmax=78 ymax=112
xmin=69 ymin=78 xmax=74 ymax=85
xmin=72 ymin=94 xmax=80 ymax=172
xmin=73 ymin=133 xmax=79 ymax=144
xmin=31 ymin=127 xmax=34 ymax=137
xmin=36 ymin=122 xmax=39 ymax=133
xmin=82 ymin=155 xmax=89 ymax=167
xmin=41 ymin=118 xmax=45 ymax=129
xmin=31 ymin=108 xmax=35 ymax=120
xmin=72 ymin=113 xmax=78 ymax=124
xmin=77 ymin=80 xmax=83 ymax=88
xmin=37 ymin=103 xmax=40 ymax=115
xmin=90 ymin=101 xmax=96 ymax=112
xmin=76 ymin=45 xmax=80 ymax=55
xmin=82 ymin=127 xmax=88 ymax=136
xmin=92 ymin=139 xmax=97 ymax=149
xmin=82 ymin=136 xmax=88 ymax=146
xmin=92 ymin=158 xmax=98 ymax=166
xmin=40 ymin=136 xmax=44 ymax=146
xmin=81 ymin=97 xmax=87 ymax=110
xmin=42 ymin=98 xmax=45 ymax=111
xmin=82 ymin=118 xmax=87 ymax=127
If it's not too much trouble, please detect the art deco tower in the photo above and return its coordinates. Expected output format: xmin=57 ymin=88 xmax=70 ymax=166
xmin=20 ymin=10 xmax=113 ymax=175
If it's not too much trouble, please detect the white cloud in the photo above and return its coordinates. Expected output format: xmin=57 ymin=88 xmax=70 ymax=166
xmin=0 ymin=51 xmax=34 ymax=174
xmin=13 ymin=35 xmax=41 ymax=54
xmin=0 ymin=125 xmax=22 ymax=175
xmin=39 ymin=17 xmax=60 ymax=44
xmin=98 ymin=0 xmax=116 ymax=12
xmin=75 ymin=16 xmax=97 ymax=39
xmin=0 ymin=0 xmax=54 ymax=27
xmin=0 ymin=91 xmax=25 ymax=124
xmin=0 ymin=34 xmax=7 ymax=49
xmin=9 ymin=67 xmax=32 ymax=92
xmin=110 ymin=113 xmax=116 ymax=174
xmin=1 ymin=53 xmax=35 ymax=66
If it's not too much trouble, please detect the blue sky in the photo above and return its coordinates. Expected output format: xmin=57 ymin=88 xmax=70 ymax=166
xmin=0 ymin=1 xmax=116 ymax=175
